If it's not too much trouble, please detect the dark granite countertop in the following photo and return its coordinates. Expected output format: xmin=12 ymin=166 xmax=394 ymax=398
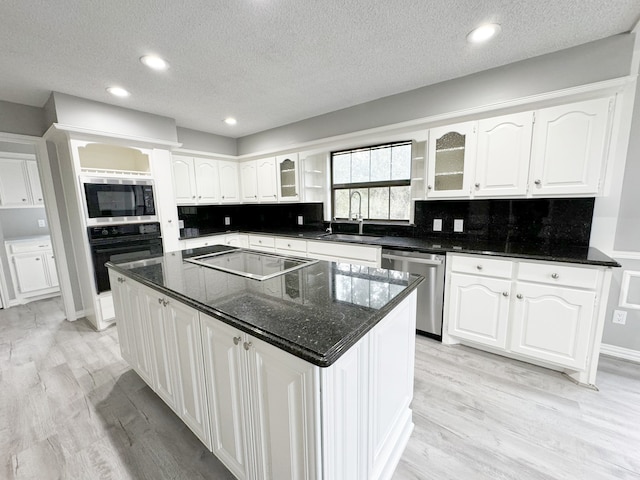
xmin=181 ymin=228 xmax=620 ymax=267
xmin=107 ymin=245 xmax=423 ymax=367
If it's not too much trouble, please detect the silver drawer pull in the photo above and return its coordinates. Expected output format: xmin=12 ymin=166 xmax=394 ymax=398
xmin=162 ymin=299 xmax=169 ymax=307
xmin=243 ymin=341 xmax=252 ymax=351
xmin=233 ymin=336 xmax=241 ymax=345
xmin=476 ymin=265 xmax=483 ymax=270
xmin=158 ymin=298 xmax=163 ymax=304
xmin=502 ymin=291 xmax=509 ymax=297
xmin=516 ymin=294 xmax=523 ymax=299
xmin=475 ymin=183 xmax=480 ymax=188
xmin=551 ymin=273 xmax=559 ymax=279
xmin=534 ymin=179 xmax=542 ymax=186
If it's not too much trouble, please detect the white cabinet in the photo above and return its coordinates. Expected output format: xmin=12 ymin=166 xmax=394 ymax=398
xmin=248 ymin=235 xmax=276 ymax=253
xmin=109 ymin=272 xmax=136 ymax=365
xmin=219 ymin=161 xmax=240 ymax=203
xmin=5 ymin=237 xmax=60 ymax=301
xmin=240 ymin=161 xmax=259 ymax=202
xmin=307 ymin=240 xmax=381 ymax=267
xmin=201 ymin=314 xmax=319 ymax=480
xmin=427 ymin=122 xmax=477 ymax=198
xmin=172 ymin=155 xmax=220 ymax=205
xmin=529 ymin=97 xmax=611 ymax=196
xmin=257 ymin=157 xmax=278 ymax=202
xmin=474 ymin=111 xmax=533 ymax=197
xmin=444 ymin=253 xmax=611 ymax=386
xmin=0 ymin=156 xmax=43 ymax=207
xmin=276 ymin=153 xmax=300 ymax=202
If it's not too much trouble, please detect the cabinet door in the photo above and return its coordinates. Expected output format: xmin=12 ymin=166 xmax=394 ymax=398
xmin=109 ymin=271 xmax=136 ymax=365
xmin=25 ymin=161 xmax=44 ymax=205
xmin=13 ymin=253 xmax=49 ymax=293
xmin=247 ymin=336 xmax=319 ymax=480
xmin=276 ymin=154 xmax=299 ymax=202
xmin=219 ymin=161 xmax=240 ymax=203
xmin=240 ymin=161 xmax=258 ymax=202
xmin=530 ymin=97 xmax=611 ymax=196
xmin=167 ymin=300 xmax=211 ymax=448
xmin=257 ymin=157 xmax=278 ymax=202
xmin=447 ymin=273 xmax=511 ymax=349
xmin=126 ymin=281 xmax=156 ymax=386
xmin=0 ymin=159 xmax=30 ymax=206
xmin=427 ymin=122 xmax=477 ymax=198
xmin=510 ymin=283 xmax=595 ymax=369
xmin=194 ymin=158 xmax=220 ymax=204
xmin=201 ymin=315 xmax=249 ymax=480
xmin=140 ymin=287 xmax=179 ymax=412
xmin=45 ymin=252 xmax=59 ymax=287
xmin=172 ymin=155 xmax=197 ymax=204
xmin=475 ymin=112 xmax=533 ymax=197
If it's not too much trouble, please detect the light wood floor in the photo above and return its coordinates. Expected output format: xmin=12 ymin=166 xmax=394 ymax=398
xmin=1 ymin=298 xmax=639 ymax=479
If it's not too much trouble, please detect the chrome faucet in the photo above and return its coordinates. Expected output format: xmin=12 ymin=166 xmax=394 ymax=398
xmin=349 ymin=191 xmax=365 ymax=235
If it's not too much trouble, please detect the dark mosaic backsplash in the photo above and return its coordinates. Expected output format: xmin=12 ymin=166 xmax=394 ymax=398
xmin=178 ymin=202 xmax=324 ymax=237
xmin=413 ymin=198 xmax=595 ymax=247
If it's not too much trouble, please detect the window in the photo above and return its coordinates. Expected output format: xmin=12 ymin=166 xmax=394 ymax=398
xmin=331 ymin=141 xmax=412 ymax=221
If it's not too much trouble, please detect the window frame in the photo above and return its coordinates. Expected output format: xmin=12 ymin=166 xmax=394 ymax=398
xmin=330 ymin=140 xmax=412 ymax=222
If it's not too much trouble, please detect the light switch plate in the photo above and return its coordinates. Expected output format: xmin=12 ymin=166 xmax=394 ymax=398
xmin=224 ymin=216 xmax=231 ymax=226
xmin=613 ymin=310 xmax=627 ymax=325
xmin=454 ymin=219 xmax=464 ymax=232
xmin=178 ymin=219 xmax=185 ymax=229
xmin=433 ymin=218 xmax=442 ymax=232
xmin=297 ymin=215 xmax=304 ymax=225
xmin=38 ymin=219 xmax=46 ymax=228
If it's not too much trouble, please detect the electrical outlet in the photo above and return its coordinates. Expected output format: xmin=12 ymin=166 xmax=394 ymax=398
xmin=297 ymin=215 xmax=304 ymax=225
xmin=224 ymin=216 xmax=231 ymax=226
xmin=433 ymin=218 xmax=442 ymax=232
xmin=612 ymin=310 xmax=627 ymax=325
xmin=454 ymin=219 xmax=464 ymax=233
xmin=38 ymin=219 xmax=46 ymax=228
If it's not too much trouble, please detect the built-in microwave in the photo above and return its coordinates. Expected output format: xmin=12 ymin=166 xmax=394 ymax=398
xmin=83 ymin=178 xmax=157 ymax=225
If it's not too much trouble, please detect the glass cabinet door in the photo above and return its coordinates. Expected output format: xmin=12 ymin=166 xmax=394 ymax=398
xmin=276 ymin=154 xmax=299 ymax=202
xmin=427 ymin=122 xmax=476 ymax=198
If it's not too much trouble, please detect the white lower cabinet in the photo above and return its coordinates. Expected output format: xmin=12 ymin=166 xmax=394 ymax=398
xmin=443 ymin=254 xmax=611 ymax=386
xmin=5 ymin=236 xmax=60 ymax=302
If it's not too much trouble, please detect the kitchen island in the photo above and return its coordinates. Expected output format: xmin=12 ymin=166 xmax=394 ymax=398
xmin=107 ymin=245 xmax=422 ymax=480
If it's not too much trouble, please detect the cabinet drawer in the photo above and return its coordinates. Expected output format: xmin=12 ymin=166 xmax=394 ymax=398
xmin=275 ymin=237 xmax=307 ymax=254
xmin=183 ymin=235 xmax=224 ymax=249
xmin=249 ymin=235 xmax=275 ymax=248
xmin=307 ymin=240 xmax=380 ymax=266
xmin=9 ymin=240 xmax=52 ymax=253
xmin=517 ymin=262 xmax=599 ymax=290
xmin=450 ymin=255 xmax=513 ymax=279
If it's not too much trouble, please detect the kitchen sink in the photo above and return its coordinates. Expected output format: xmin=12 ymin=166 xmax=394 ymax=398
xmin=319 ymin=233 xmax=384 ymax=243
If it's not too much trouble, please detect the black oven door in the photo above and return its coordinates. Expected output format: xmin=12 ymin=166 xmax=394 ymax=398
xmin=91 ymin=239 xmax=163 ymax=293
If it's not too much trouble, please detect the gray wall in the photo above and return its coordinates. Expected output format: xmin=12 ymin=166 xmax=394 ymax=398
xmin=0 ymin=100 xmax=47 ymax=137
xmin=52 ymin=92 xmax=179 ymax=143
xmin=0 ymin=141 xmax=35 ymax=154
xmin=176 ymin=127 xmax=237 ymax=156
xmin=237 ymin=34 xmax=634 ymax=155
xmin=603 ymin=258 xmax=640 ymax=352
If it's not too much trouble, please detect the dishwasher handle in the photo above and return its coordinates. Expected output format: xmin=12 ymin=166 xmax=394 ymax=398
xmin=382 ymin=253 xmax=444 ymax=266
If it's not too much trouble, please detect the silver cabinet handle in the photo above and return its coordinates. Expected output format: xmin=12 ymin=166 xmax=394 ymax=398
xmin=427 ymin=185 xmax=432 ymax=190
xmin=243 ymin=341 xmax=252 ymax=351
xmin=476 ymin=265 xmax=483 ymax=270
xmin=35 ymin=257 xmax=40 ymax=261
xmin=475 ymin=182 xmax=480 ymax=188
xmin=162 ymin=299 xmax=169 ymax=307
xmin=38 ymin=198 xmax=42 ymax=202
xmin=233 ymin=336 xmax=241 ymax=345
xmin=502 ymin=291 xmax=509 ymax=297
xmin=516 ymin=294 xmax=523 ymax=299
xmin=168 ymin=219 xmax=172 ymax=223
xmin=534 ymin=179 xmax=542 ymax=185
xmin=158 ymin=298 xmax=163 ymax=304
xmin=287 ymin=243 xmax=291 ymax=247
xmin=551 ymin=273 xmax=559 ymax=279
xmin=198 ymin=195 xmax=202 ymax=199
xmin=192 ymin=195 xmax=196 ymax=198
xmin=22 ymin=198 xmax=27 ymax=202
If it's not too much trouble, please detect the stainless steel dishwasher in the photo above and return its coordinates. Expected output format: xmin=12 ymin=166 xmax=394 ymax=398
xmin=381 ymin=249 xmax=445 ymax=340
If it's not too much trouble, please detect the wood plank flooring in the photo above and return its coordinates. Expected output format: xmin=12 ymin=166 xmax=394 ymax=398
xmin=1 ymin=297 xmax=639 ymax=479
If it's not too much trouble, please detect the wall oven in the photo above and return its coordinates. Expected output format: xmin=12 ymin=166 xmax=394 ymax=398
xmin=83 ymin=177 xmax=157 ymax=225
xmin=88 ymin=222 xmax=163 ymax=293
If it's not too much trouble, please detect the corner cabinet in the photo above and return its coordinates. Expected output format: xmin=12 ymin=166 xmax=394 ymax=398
xmin=427 ymin=122 xmax=477 ymax=198
xmin=443 ymin=253 xmax=612 ymax=387
xmin=529 ymin=97 xmax=612 ymax=196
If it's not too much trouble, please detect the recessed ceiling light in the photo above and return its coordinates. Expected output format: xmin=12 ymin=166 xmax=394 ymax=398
xmin=140 ymin=55 xmax=169 ymax=71
xmin=466 ymin=23 xmax=501 ymax=44
xmin=224 ymin=117 xmax=237 ymax=126
xmin=106 ymin=86 xmax=130 ymax=97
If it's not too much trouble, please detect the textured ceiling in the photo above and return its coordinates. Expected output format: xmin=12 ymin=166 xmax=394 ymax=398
xmin=1 ymin=1 xmax=639 ymax=137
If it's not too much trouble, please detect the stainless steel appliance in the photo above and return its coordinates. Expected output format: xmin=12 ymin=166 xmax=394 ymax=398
xmin=381 ymin=249 xmax=445 ymax=339
xmin=88 ymin=222 xmax=163 ymax=293
xmin=83 ymin=177 xmax=157 ymax=225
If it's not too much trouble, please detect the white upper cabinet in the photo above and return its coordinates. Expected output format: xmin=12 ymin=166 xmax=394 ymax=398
xmin=276 ymin=154 xmax=300 ymax=202
xmin=475 ymin=112 xmax=533 ymax=197
xmin=529 ymin=97 xmax=612 ymax=196
xmin=194 ymin=158 xmax=220 ymax=203
xmin=219 ymin=160 xmax=240 ymax=203
xmin=0 ymin=157 xmax=43 ymax=207
xmin=257 ymin=157 xmax=278 ymax=202
xmin=172 ymin=155 xmax=221 ymax=205
xmin=240 ymin=161 xmax=259 ymax=202
xmin=427 ymin=122 xmax=477 ymax=198
xmin=172 ymin=155 xmax=198 ymax=204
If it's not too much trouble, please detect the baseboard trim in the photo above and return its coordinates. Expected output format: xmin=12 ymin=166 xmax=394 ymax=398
xmin=600 ymin=343 xmax=640 ymax=363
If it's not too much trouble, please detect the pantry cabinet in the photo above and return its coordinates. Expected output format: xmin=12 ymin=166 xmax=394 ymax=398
xmin=0 ymin=156 xmax=44 ymax=207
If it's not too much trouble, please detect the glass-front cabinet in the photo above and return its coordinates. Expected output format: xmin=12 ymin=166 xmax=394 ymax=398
xmin=276 ymin=153 xmax=300 ymax=202
xmin=427 ymin=122 xmax=477 ymax=198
